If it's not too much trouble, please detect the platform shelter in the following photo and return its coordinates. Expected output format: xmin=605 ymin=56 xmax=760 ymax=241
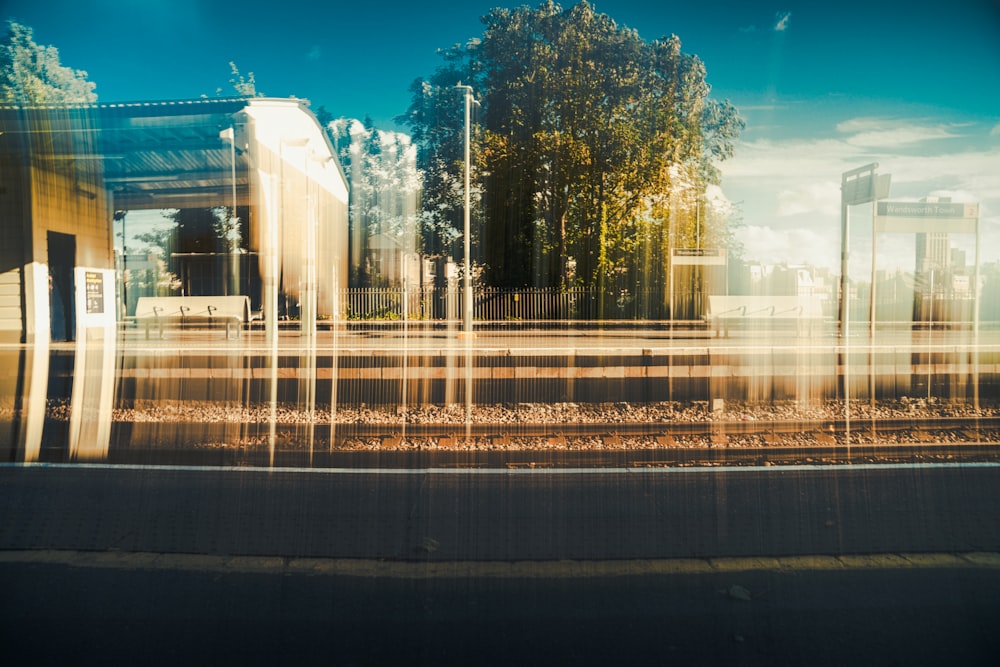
xmin=1 ymin=96 xmax=349 ymax=344
xmin=0 ymin=97 xmax=348 ymax=461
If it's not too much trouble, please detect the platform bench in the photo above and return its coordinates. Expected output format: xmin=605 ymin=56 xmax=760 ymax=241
xmin=134 ymin=296 xmax=252 ymax=339
xmin=706 ymin=295 xmax=827 ymax=337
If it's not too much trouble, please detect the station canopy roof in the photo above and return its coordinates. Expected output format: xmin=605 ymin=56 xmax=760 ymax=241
xmin=2 ymin=95 xmax=345 ymax=214
xmin=0 ymin=97 xmax=271 ymax=211
xmin=97 ymin=98 xmax=253 ymax=211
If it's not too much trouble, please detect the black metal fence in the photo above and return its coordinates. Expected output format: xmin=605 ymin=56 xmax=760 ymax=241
xmin=341 ymin=286 xmax=699 ymax=321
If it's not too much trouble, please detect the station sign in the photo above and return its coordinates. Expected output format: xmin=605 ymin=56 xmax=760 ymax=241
xmin=85 ymin=271 xmax=105 ymax=314
xmin=874 ymin=201 xmax=979 ymax=234
xmin=842 ymin=172 xmax=891 ymax=205
xmin=75 ymin=267 xmax=116 ymax=329
xmin=671 ymin=248 xmax=727 ymax=265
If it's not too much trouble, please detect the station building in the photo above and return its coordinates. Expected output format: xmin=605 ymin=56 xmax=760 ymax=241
xmin=0 ymin=97 xmax=349 ymax=344
xmin=1 ymin=97 xmax=349 ymax=461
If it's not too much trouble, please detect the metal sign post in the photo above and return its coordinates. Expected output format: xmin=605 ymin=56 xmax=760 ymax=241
xmin=840 ymin=164 xmax=890 ymax=444
xmin=670 ymin=248 xmax=727 ymax=322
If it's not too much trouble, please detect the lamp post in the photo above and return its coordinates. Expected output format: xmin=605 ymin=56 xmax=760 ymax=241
xmin=455 ymin=84 xmax=476 ymax=338
xmin=228 ymin=125 xmax=239 ymax=298
xmin=113 ymin=209 xmax=127 ymax=316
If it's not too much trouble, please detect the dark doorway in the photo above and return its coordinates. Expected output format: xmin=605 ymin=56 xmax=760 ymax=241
xmin=48 ymin=232 xmax=76 ymax=342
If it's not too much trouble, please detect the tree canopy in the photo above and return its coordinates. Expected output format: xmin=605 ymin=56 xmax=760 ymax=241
xmin=328 ymin=118 xmax=421 ymax=287
xmin=227 ymin=62 xmax=262 ymax=97
xmin=0 ymin=20 xmax=97 ymax=104
xmin=400 ymin=1 xmax=743 ymax=312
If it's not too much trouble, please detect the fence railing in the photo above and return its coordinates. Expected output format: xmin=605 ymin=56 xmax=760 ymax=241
xmin=340 ymin=286 xmax=700 ymax=321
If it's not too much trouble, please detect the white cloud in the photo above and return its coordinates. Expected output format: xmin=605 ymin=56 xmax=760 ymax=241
xmin=990 ymin=123 xmax=1000 ymax=137
xmin=736 ymin=224 xmax=837 ymax=268
xmin=883 ymin=151 xmax=1000 ymax=199
xmin=776 ymin=181 xmax=841 ymax=217
xmin=773 ymin=11 xmax=791 ymax=31
xmin=718 ymin=105 xmax=1000 ymax=271
xmin=720 ymin=137 xmax=853 ymax=183
xmin=737 ymin=104 xmax=782 ymax=112
xmin=836 ymin=117 xmax=963 ymax=148
xmin=847 ymin=127 xmax=959 ymax=147
xmin=835 ymin=117 xmax=890 ymax=133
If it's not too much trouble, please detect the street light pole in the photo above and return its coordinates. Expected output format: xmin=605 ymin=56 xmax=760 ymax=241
xmin=456 ymin=84 xmax=475 ymax=338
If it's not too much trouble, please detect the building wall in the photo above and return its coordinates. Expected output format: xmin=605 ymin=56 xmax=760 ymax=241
xmin=29 ymin=161 xmax=110 ymax=269
xmin=243 ymin=99 xmax=349 ymax=328
xmin=0 ymin=142 xmax=28 ymax=343
xmin=0 ymin=107 xmax=112 ymax=343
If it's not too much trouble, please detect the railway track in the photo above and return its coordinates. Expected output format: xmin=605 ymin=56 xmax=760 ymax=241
xmin=111 ymin=415 xmax=1000 ymax=441
xmin=100 ymin=416 xmax=1000 ymax=468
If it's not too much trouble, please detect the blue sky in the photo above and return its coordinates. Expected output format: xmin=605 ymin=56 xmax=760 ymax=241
xmin=6 ymin=0 xmax=1000 ymax=272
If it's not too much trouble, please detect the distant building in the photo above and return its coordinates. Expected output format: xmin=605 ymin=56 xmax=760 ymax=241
xmin=950 ymin=248 xmax=967 ymax=272
xmin=911 ymin=197 xmax=974 ymax=322
xmin=916 ymin=232 xmax=950 ymax=273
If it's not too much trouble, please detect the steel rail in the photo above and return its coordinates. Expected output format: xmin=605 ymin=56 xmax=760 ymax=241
xmin=110 ymin=416 xmax=1000 ymax=437
xmin=102 ymin=441 xmax=1000 ymax=470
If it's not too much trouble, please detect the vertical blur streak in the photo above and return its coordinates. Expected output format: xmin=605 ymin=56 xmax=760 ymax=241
xmin=263 ymin=165 xmax=279 ymax=466
xmin=227 ymin=125 xmax=240 ymax=298
xmin=866 ymin=327 xmax=874 ymax=418
xmin=267 ymin=334 xmax=278 ymax=468
xmin=328 ymin=314 xmax=339 ymax=455
xmin=973 ymin=215 xmax=981 ymax=411
xmin=459 ymin=84 xmax=475 ymax=443
xmin=401 ymin=310 xmax=409 ymax=445
xmin=869 ymin=211 xmax=879 ymax=413
xmin=300 ymin=167 xmax=318 ymax=463
xmin=445 ymin=294 xmax=457 ymax=408
xmin=465 ymin=334 xmax=473 ymax=443
xmin=302 ymin=339 xmax=317 ymax=465
xmin=12 ymin=264 xmax=54 ymax=461
xmin=16 ymin=339 xmax=49 ymax=462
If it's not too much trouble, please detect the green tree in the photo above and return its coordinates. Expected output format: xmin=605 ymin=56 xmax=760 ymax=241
xmin=145 ymin=207 xmax=247 ymax=296
xmin=227 ymin=61 xmax=262 ymax=97
xmin=398 ymin=46 xmax=478 ymax=268
xmin=328 ymin=118 xmax=421 ymax=287
xmin=0 ymin=20 xmax=96 ymax=103
xmin=400 ymin=1 xmax=743 ymax=315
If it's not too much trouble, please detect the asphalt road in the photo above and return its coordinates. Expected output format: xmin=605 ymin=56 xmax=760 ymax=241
xmin=3 ymin=462 xmax=999 ymax=665
xmin=4 ymin=556 xmax=998 ymax=666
